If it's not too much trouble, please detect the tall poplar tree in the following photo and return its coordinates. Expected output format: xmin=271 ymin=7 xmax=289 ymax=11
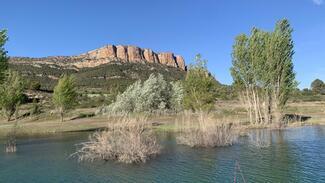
xmin=0 ymin=29 xmax=8 ymax=83
xmin=53 ymin=75 xmax=77 ymax=122
xmin=231 ymin=19 xmax=296 ymax=125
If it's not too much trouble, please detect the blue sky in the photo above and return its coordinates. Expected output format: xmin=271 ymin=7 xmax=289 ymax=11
xmin=0 ymin=0 xmax=324 ymax=89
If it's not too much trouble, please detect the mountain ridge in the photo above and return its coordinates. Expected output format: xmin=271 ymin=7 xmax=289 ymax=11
xmin=9 ymin=44 xmax=186 ymax=71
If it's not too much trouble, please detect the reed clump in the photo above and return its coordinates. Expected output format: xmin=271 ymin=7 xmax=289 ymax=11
xmin=5 ymin=132 xmax=17 ymax=153
xmin=176 ymin=111 xmax=238 ymax=148
xmin=72 ymin=115 xmax=160 ymax=164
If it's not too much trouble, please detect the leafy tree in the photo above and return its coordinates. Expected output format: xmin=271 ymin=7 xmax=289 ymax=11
xmin=231 ymin=19 xmax=297 ymax=125
xmin=0 ymin=71 xmax=25 ymax=121
xmin=0 ymin=29 xmax=8 ymax=83
xmin=183 ymin=54 xmax=218 ymax=112
xmin=52 ymin=75 xmax=77 ymax=122
xmin=310 ymin=79 xmax=324 ymax=94
xmin=170 ymin=81 xmax=184 ymax=112
xmin=269 ymin=19 xmax=297 ymax=112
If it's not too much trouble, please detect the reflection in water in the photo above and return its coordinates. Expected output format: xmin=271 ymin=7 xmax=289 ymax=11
xmin=248 ymin=129 xmax=272 ymax=148
xmin=0 ymin=126 xmax=324 ymax=182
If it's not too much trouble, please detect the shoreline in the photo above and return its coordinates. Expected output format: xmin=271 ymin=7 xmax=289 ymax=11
xmin=0 ymin=114 xmax=324 ymax=139
xmin=0 ymin=100 xmax=324 ymax=139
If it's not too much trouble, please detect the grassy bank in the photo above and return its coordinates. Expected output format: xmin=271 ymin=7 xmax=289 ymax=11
xmin=0 ymin=100 xmax=324 ymax=138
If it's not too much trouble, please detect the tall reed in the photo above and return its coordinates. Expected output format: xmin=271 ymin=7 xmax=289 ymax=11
xmin=72 ymin=115 xmax=160 ymax=164
xmin=176 ymin=111 xmax=238 ymax=148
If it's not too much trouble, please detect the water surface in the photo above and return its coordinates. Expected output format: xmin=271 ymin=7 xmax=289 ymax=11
xmin=1 ymin=126 xmax=325 ymax=182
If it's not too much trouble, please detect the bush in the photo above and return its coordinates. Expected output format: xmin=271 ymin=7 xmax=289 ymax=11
xmin=183 ymin=55 xmax=218 ymax=112
xmin=31 ymin=98 xmax=41 ymax=115
xmin=72 ymin=116 xmax=160 ymax=164
xmin=104 ymin=73 xmax=184 ymax=114
xmin=176 ymin=111 xmax=237 ymax=148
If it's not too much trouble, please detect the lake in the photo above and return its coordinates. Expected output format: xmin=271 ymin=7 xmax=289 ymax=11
xmin=1 ymin=126 xmax=325 ymax=182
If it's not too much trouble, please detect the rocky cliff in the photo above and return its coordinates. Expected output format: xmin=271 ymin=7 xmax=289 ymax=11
xmin=10 ymin=45 xmax=186 ymax=71
xmin=77 ymin=45 xmax=186 ymax=70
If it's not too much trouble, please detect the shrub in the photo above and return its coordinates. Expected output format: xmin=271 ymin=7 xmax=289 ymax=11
xmin=176 ymin=111 xmax=237 ymax=148
xmin=72 ymin=116 xmax=160 ymax=164
xmin=29 ymin=81 xmax=41 ymax=91
xmin=31 ymin=98 xmax=41 ymax=115
xmin=104 ymin=73 xmax=183 ymax=114
xmin=170 ymin=81 xmax=184 ymax=112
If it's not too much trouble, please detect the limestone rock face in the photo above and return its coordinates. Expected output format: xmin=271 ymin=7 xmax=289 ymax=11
xmin=97 ymin=45 xmax=116 ymax=59
xmin=143 ymin=49 xmax=156 ymax=63
xmin=116 ymin=45 xmax=128 ymax=61
xmin=158 ymin=53 xmax=177 ymax=67
xmin=127 ymin=46 xmax=143 ymax=62
xmin=175 ymin=55 xmax=186 ymax=70
xmin=153 ymin=53 xmax=159 ymax=63
xmin=11 ymin=44 xmax=187 ymax=70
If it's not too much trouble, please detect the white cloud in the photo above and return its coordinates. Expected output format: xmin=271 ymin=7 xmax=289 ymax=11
xmin=313 ymin=0 xmax=323 ymax=5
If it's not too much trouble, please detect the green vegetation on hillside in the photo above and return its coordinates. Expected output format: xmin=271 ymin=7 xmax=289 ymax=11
xmin=9 ymin=61 xmax=186 ymax=93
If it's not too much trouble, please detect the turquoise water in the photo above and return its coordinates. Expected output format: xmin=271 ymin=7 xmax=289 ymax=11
xmin=1 ymin=126 xmax=325 ymax=182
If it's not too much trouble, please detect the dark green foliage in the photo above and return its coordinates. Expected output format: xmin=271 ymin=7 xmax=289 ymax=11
xmin=0 ymin=29 xmax=8 ymax=83
xmin=183 ymin=54 xmax=218 ymax=111
xmin=290 ymin=88 xmax=325 ymax=102
xmin=271 ymin=19 xmax=297 ymax=108
xmin=28 ymin=81 xmax=42 ymax=91
xmin=310 ymin=79 xmax=325 ymax=94
xmin=9 ymin=63 xmax=77 ymax=91
xmin=31 ymin=98 xmax=41 ymax=115
xmin=215 ymin=84 xmax=237 ymax=100
xmin=77 ymin=94 xmax=115 ymax=108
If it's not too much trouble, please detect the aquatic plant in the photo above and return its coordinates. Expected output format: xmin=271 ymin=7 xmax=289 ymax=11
xmin=5 ymin=131 xmax=17 ymax=153
xmin=176 ymin=111 xmax=237 ymax=148
xmin=72 ymin=116 xmax=160 ymax=164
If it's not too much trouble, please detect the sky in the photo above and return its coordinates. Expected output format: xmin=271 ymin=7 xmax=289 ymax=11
xmin=0 ymin=0 xmax=324 ymax=89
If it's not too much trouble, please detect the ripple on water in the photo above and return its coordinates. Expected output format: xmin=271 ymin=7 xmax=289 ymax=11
xmin=0 ymin=126 xmax=325 ymax=182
